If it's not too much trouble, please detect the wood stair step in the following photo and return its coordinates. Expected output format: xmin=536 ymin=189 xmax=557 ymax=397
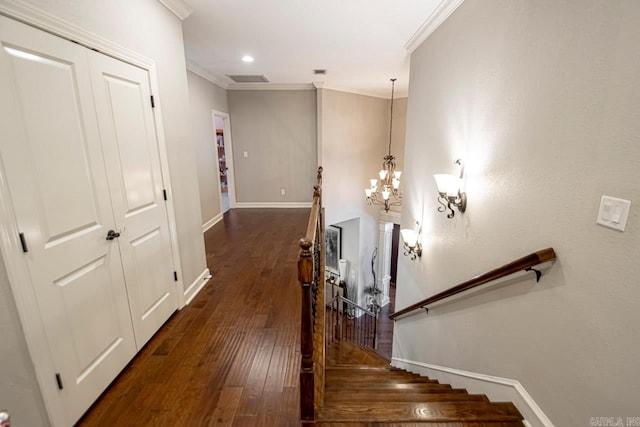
xmin=327 ymin=375 xmax=439 ymax=384
xmin=326 ymin=387 xmax=466 ymax=397
xmin=316 ymin=401 xmax=523 ymax=423
xmin=324 ymin=392 xmax=490 ymax=403
xmin=325 ymin=382 xmax=454 ymax=391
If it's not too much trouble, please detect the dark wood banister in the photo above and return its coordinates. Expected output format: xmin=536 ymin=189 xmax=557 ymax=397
xmin=297 ymin=166 xmax=324 ymax=422
xmin=389 ymin=247 xmax=557 ymax=320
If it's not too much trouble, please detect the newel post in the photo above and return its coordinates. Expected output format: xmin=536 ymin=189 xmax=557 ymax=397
xmin=298 ymin=238 xmax=314 ymax=421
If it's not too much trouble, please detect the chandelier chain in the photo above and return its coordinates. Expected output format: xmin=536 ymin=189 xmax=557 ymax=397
xmin=388 ymin=78 xmax=396 ymax=157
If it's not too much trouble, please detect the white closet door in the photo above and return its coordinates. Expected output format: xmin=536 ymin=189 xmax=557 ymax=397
xmin=0 ymin=16 xmax=136 ymax=426
xmin=88 ymin=52 xmax=178 ymax=347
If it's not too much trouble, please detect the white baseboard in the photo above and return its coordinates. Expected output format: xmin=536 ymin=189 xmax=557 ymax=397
xmin=202 ymin=213 xmax=223 ymax=232
xmin=391 ymin=358 xmax=553 ymax=427
xmin=183 ymin=268 xmax=211 ymax=305
xmin=234 ymin=202 xmax=312 ymax=209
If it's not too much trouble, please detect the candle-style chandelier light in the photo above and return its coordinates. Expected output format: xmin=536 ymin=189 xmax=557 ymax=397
xmin=364 ymin=78 xmax=402 ymax=212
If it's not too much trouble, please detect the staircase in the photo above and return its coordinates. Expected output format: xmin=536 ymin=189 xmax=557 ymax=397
xmin=315 ymin=341 xmax=525 ymax=426
xmin=296 ymin=169 xmax=526 ymax=425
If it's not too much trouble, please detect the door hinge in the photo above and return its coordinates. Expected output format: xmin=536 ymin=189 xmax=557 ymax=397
xmin=163 ymin=189 xmax=167 ymax=201
xmin=173 ymin=271 xmax=178 ymax=282
xmin=19 ymin=232 xmax=28 ymax=253
xmin=150 ymin=95 xmax=155 ymax=108
xmin=55 ymin=373 xmax=64 ymax=390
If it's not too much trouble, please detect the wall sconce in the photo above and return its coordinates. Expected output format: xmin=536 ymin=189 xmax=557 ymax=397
xmin=400 ymin=221 xmax=422 ymax=260
xmin=433 ymin=159 xmax=467 ymax=219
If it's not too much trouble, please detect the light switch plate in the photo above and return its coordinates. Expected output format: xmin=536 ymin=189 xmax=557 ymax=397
xmin=597 ymin=195 xmax=631 ymax=231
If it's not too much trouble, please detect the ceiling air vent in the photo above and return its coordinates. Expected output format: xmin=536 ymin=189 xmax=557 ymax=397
xmin=226 ymin=74 xmax=270 ymax=83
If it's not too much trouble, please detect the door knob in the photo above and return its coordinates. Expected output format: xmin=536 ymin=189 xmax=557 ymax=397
xmin=106 ymin=230 xmax=120 ymax=240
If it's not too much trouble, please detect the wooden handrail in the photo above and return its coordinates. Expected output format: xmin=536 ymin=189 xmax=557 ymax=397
xmin=298 ymin=166 xmax=324 ymax=421
xmin=389 ymin=247 xmax=557 ymax=320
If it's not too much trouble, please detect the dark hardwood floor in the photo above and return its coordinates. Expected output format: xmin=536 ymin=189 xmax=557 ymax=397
xmin=77 ymin=208 xmax=311 ymax=426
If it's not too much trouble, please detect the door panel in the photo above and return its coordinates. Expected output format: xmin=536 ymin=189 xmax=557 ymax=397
xmin=0 ymin=16 xmax=137 ymax=426
xmin=89 ymin=51 xmax=178 ymax=347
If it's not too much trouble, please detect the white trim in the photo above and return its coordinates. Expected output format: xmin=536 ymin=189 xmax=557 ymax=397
xmin=0 ymin=0 xmax=153 ymax=69
xmin=391 ymin=358 xmax=554 ymax=427
xmin=404 ymin=0 xmax=465 ymax=53
xmin=212 ymin=110 xmax=237 ymax=210
xmin=156 ymin=0 xmax=193 ymax=20
xmin=186 ymin=61 xmax=230 ymax=89
xmin=228 ymin=83 xmax=315 ymax=91
xmin=235 ymin=202 xmax=312 ymax=209
xmin=202 ymin=213 xmax=223 ymax=232
xmin=380 ymin=209 xmax=401 ymax=225
xmin=321 ymin=83 xmax=394 ymax=99
xmin=316 ymin=87 xmax=323 ymax=168
xmin=0 ymin=158 xmax=61 ymax=425
xmin=183 ymin=268 xmax=211 ymax=305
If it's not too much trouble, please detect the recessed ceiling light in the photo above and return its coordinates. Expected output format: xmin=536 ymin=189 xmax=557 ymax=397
xmin=242 ymin=55 xmax=254 ymax=63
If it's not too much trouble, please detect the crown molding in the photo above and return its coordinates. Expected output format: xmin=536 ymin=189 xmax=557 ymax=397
xmin=320 ymin=84 xmax=406 ymax=100
xmin=404 ymin=0 xmax=465 ymax=53
xmin=186 ymin=61 xmax=230 ymax=89
xmin=157 ymin=0 xmax=193 ymax=20
xmin=227 ymin=83 xmax=315 ymax=91
xmin=0 ymin=0 xmax=153 ymax=69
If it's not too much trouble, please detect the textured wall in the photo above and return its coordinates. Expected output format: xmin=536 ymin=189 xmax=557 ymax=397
xmin=395 ymin=1 xmax=640 ymax=425
xmin=228 ymin=90 xmax=317 ymax=203
xmin=187 ymin=71 xmax=228 ymax=225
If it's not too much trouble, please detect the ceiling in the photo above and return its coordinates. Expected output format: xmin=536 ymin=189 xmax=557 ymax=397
xmin=181 ymin=0 xmax=447 ymax=98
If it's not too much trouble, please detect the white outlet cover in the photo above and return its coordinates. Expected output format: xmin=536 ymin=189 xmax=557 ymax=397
xmin=596 ymin=195 xmax=631 ymax=231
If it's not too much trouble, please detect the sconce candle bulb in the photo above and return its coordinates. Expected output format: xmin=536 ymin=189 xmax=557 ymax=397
xmin=401 ymin=221 xmax=422 ymax=260
xmin=434 ymin=159 xmax=467 ymax=219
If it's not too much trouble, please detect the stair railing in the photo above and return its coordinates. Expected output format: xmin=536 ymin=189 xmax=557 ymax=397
xmin=326 ymin=295 xmax=378 ymax=350
xmin=297 ymin=167 xmax=325 ymax=422
xmin=390 ymin=248 xmax=557 ymax=320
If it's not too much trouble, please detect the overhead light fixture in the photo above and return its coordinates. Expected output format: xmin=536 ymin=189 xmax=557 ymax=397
xmin=401 ymin=221 xmax=422 ymax=260
xmin=241 ymin=55 xmax=254 ymax=63
xmin=434 ymin=159 xmax=467 ymax=219
xmin=365 ymin=78 xmax=402 ymax=212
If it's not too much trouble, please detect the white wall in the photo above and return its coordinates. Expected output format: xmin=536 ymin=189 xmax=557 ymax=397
xmin=0 ymin=0 xmax=208 ymax=424
xmin=187 ymin=70 xmax=229 ymax=226
xmin=395 ymin=1 xmax=640 ymax=426
xmin=320 ymin=89 xmax=407 ymax=306
xmin=228 ymin=90 xmax=317 ymax=204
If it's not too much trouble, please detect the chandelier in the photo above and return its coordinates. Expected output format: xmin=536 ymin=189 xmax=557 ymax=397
xmin=364 ymin=78 xmax=402 ymax=212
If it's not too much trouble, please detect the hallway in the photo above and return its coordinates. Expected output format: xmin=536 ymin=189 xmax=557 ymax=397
xmin=78 ymin=209 xmax=308 ymax=426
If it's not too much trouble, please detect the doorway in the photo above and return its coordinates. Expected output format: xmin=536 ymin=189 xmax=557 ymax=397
xmin=213 ymin=111 xmax=235 ymax=213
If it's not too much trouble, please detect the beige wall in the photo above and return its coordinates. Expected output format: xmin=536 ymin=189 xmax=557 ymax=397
xmin=320 ymin=89 xmax=407 ymax=304
xmin=395 ymin=1 xmax=640 ymax=425
xmin=0 ymin=1 xmax=207 ymax=424
xmin=187 ymin=71 xmax=228 ymax=225
xmin=228 ymin=90 xmax=317 ymax=203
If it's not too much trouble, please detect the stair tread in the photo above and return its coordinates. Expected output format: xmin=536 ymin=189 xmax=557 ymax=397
xmin=327 ymin=387 xmax=466 ymax=396
xmin=317 ymin=401 xmax=523 ymax=423
xmin=324 ymin=393 xmax=490 ymax=403
xmin=326 ymin=383 xmax=454 ymax=390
